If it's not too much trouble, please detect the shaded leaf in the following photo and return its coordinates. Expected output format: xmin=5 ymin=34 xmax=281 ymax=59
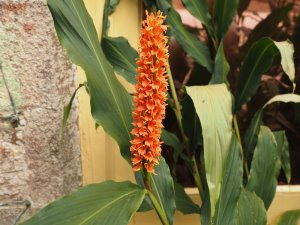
xmin=62 ymin=83 xmax=85 ymax=132
xmin=276 ymin=210 xmax=300 ymax=225
xmin=186 ymin=84 xmax=233 ymax=217
xmin=246 ymin=126 xmax=280 ymax=209
xmin=174 ymin=182 xmax=200 ymax=215
xmin=244 ymin=110 xmax=263 ymax=160
xmin=181 ymin=95 xmax=202 ymax=152
xmin=213 ymin=135 xmax=243 ymax=225
xmin=157 ymin=1 xmax=213 ymax=73
xmin=210 ymin=42 xmax=230 ymax=84
xmin=161 ymin=129 xmax=183 ymax=162
xmin=102 ymin=36 xmax=138 ymax=84
xmin=236 ymin=189 xmax=267 ymax=225
xmin=274 ymin=40 xmax=295 ymax=84
xmin=213 ymin=0 xmax=239 ymax=40
xmin=20 ymin=181 xmax=146 ymax=225
xmin=235 ymin=38 xmax=278 ymax=112
xmin=135 ymin=157 xmax=176 ymax=225
xmin=273 ymin=131 xmax=291 ymax=183
xmin=102 ymin=0 xmax=121 ymax=36
xmin=48 ymin=0 xmax=133 ymax=161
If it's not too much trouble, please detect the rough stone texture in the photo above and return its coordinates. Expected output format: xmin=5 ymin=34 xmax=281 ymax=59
xmin=0 ymin=1 xmax=82 ymax=224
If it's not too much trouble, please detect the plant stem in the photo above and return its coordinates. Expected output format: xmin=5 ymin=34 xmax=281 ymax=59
xmin=233 ymin=115 xmax=249 ymax=177
xmin=143 ymin=173 xmax=170 ymax=225
xmin=166 ymin=65 xmax=204 ymax=201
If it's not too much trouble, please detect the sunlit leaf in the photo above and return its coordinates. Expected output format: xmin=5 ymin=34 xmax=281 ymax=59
xmin=187 ymin=84 xmax=233 ymax=217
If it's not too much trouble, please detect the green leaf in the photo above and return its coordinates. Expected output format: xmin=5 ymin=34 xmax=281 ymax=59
xmin=274 ymin=40 xmax=295 ymax=85
xmin=181 ymin=0 xmax=212 ymax=36
xmin=149 ymin=157 xmax=176 ymax=225
xmin=157 ymin=1 xmax=213 ymax=73
xmin=186 ymin=84 xmax=233 ymax=217
xmin=242 ymin=4 xmax=293 ymax=50
xmin=181 ymin=95 xmax=202 ymax=152
xmin=236 ymin=189 xmax=267 ymax=225
xmin=135 ymin=157 xmax=176 ymax=225
xmin=161 ymin=129 xmax=183 ymax=162
xmin=246 ymin=126 xmax=280 ymax=209
xmin=20 ymin=181 xmax=147 ymax=225
xmin=62 ymin=83 xmax=85 ymax=132
xmin=174 ymin=182 xmax=200 ymax=215
xmin=244 ymin=93 xmax=300 ymax=159
xmin=102 ymin=0 xmax=121 ymax=36
xmin=273 ymin=131 xmax=291 ymax=183
xmin=102 ymin=36 xmax=138 ymax=84
xmin=234 ymin=38 xmax=278 ymax=112
xmin=213 ymin=0 xmax=239 ymax=40
xmin=213 ymin=135 xmax=243 ymax=225
xmin=244 ymin=110 xmax=263 ymax=160
xmin=276 ymin=210 xmax=300 ymax=225
xmin=210 ymin=42 xmax=230 ymax=84
xmin=48 ymin=0 xmax=133 ymax=161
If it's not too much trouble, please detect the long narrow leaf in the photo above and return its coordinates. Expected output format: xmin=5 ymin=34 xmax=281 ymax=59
xmin=235 ymin=38 xmax=278 ymax=112
xmin=48 ymin=0 xmax=133 ymax=161
xmin=157 ymin=1 xmax=213 ymax=73
xmin=187 ymin=84 xmax=233 ymax=217
xmin=102 ymin=36 xmax=138 ymax=84
xmin=273 ymin=131 xmax=291 ymax=183
xmin=213 ymin=0 xmax=239 ymax=40
xmin=213 ymin=135 xmax=243 ymax=225
xmin=20 ymin=181 xmax=147 ymax=225
xmin=246 ymin=126 xmax=280 ymax=209
xmin=210 ymin=41 xmax=230 ymax=84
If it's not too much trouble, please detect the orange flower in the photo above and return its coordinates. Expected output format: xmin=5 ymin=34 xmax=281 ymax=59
xmin=130 ymin=10 xmax=169 ymax=174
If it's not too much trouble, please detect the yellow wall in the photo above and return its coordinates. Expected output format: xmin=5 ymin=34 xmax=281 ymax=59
xmin=78 ymin=1 xmax=300 ymax=224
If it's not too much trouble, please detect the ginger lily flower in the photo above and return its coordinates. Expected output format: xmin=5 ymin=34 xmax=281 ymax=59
xmin=130 ymin=10 xmax=169 ymax=174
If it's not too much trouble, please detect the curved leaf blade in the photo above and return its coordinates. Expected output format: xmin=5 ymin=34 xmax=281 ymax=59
xmin=213 ymin=0 xmax=238 ymax=40
xmin=102 ymin=36 xmax=138 ymax=84
xmin=174 ymin=182 xmax=200 ymax=215
xmin=274 ymin=40 xmax=295 ymax=84
xmin=20 ymin=181 xmax=147 ymax=225
xmin=273 ymin=131 xmax=291 ymax=183
xmin=157 ymin=1 xmax=213 ymax=73
xmin=246 ymin=126 xmax=280 ymax=209
xmin=235 ymin=38 xmax=278 ymax=112
xmin=236 ymin=189 xmax=267 ymax=225
xmin=47 ymin=0 xmax=133 ymax=161
xmin=210 ymin=41 xmax=230 ymax=84
xmin=276 ymin=210 xmax=300 ymax=225
xmin=213 ymin=135 xmax=243 ymax=225
xmin=187 ymin=84 xmax=233 ymax=217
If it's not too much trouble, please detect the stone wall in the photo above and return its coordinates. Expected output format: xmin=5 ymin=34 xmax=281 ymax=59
xmin=0 ymin=1 xmax=82 ymax=224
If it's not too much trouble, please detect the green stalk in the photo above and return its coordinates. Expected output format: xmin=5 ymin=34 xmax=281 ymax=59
xmin=143 ymin=173 xmax=170 ymax=225
xmin=233 ymin=115 xmax=249 ymax=177
xmin=167 ymin=65 xmax=204 ymax=201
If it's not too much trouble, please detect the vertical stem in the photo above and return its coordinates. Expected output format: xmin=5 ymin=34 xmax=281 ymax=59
xmin=167 ymin=65 xmax=204 ymax=201
xmin=233 ymin=115 xmax=249 ymax=177
xmin=143 ymin=173 xmax=170 ymax=225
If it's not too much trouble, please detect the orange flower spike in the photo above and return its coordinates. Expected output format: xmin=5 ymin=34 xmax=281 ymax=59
xmin=130 ymin=10 xmax=169 ymax=174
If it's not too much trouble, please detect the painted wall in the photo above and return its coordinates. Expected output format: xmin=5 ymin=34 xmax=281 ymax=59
xmin=0 ymin=1 xmax=81 ymax=224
